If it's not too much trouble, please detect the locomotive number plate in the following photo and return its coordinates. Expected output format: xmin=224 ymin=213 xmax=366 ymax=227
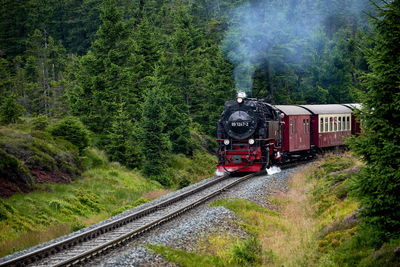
xmin=231 ymin=121 xmax=249 ymax=127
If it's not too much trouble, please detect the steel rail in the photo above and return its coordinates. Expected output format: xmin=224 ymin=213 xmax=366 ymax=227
xmin=0 ymin=173 xmax=235 ymax=267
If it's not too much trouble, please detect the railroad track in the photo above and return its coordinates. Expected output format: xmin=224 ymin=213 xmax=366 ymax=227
xmin=0 ymin=172 xmax=259 ymax=267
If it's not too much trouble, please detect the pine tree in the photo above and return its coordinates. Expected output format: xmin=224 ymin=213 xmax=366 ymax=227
xmin=140 ymin=74 xmax=172 ymax=186
xmin=157 ymin=8 xmax=201 ymax=155
xmin=22 ymin=29 xmax=68 ymax=116
xmin=106 ymin=103 xmax=143 ymax=168
xmin=70 ymin=0 xmax=136 ymax=137
xmin=350 ymin=0 xmax=400 ymax=241
xmin=0 ymin=95 xmax=25 ymax=124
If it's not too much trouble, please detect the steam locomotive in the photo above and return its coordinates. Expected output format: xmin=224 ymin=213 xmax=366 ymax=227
xmin=216 ymin=92 xmax=361 ymax=173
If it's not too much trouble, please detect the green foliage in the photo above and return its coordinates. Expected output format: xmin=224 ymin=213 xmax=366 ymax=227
xmin=0 ymin=149 xmax=33 ymax=187
xmin=148 ymin=244 xmax=225 ymax=267
xmin=81 ymin=148 xmax=108 ymax=169
xmin=0 ymin=157 xmax=161 ymax=256
xmin=110 ymin=197 xmax=149 ymax=216
xmin=165 ymin=151 xmax=216 ymax=188
xmin=48 ymin=116 xmax=90 ymax=152
xmin=0 ymin=95 xmax=25 ymax=125
xmin=106 ymin=104 xmax=143 ymax=168
xmin=69 ymin=0 xmax=136 ymax=136
xmin=31 ymin=115 xmax=49 ymax=130
xmin=230 ymin=237 xmax=263 ymax=266
xmin=140 ymin=79 xmax=172 ymax=186
xmin=348 ymin=0 xmax=400 ymax=242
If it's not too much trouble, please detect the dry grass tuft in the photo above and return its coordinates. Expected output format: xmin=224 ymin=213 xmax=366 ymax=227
xmin=261 ymin=164 xmax=319 ymax=266
xmin=0 ymin=223 xmax=71 ymax=257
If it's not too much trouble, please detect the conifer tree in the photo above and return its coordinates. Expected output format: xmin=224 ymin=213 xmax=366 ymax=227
xmin=106 ymin=103 xmax=143 ymax=168
xmin=70 ymin=0 xmax=136 ymax=137
xmin=140 ymin=73 xmax=172 ymax=186
xmin=0 ymin=95 xmax=25 ymax=124
xmin=22 ymin=29 xmax=68 ymax=116
xmin=350 ymin=0 xmax=400 ymax=241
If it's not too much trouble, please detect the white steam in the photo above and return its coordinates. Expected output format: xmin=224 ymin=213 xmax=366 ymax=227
xmin=215 ymin=170 xmax=225 ymax=176
xmin=266 ymin=166 xmax=281 ymax=175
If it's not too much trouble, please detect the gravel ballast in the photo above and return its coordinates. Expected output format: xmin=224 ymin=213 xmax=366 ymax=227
xmin=89 ymin=167 xmax=299 ymax=266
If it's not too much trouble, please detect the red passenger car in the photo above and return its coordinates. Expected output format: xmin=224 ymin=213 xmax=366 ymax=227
xmin=274 ymin=105 xmax=312 ymax=161
xmin=300 ymin=105 xmax=352 ymax=149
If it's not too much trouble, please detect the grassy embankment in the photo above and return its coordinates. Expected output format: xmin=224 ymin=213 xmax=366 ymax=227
xmin=149 ymin=155 xmax=400 ymax=266
xmin=0 ymin=121 xmax=216 ymax=257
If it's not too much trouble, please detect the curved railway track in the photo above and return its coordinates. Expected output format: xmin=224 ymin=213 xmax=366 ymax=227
xmin=0 ymin=172 xmax=259 ymax=267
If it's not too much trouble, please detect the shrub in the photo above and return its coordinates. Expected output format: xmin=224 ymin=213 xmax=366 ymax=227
xmin=48 ymin=117 xmax=90 ymax=152
xmin=82 ymin=148 xmax=108 ymax=169
xmin=230 ymin=237 xmax=263 ymax=266
xmin=0 ymin=148 xmax=33 ymax=185
xmin=31 ymin=115 xmax=49 ymax=130
xmin=0 ymin=95 xmax=25 ymax=125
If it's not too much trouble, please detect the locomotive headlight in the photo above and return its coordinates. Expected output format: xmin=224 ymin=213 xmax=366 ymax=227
xmin=248 ymin=139 xmax=255 ymax=145
xmin=224 ymin=139 xmax=230 ymax=145
xmin=237 ymin=91 xmax=246 ymax=103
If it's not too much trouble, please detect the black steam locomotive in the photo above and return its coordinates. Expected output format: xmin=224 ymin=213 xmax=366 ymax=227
xmin=216 ymin=92 xmax=282 ymax=173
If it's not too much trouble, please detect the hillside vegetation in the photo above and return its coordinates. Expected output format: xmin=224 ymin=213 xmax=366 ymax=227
xmin=0 ymin=119 xmax=216 ymax=257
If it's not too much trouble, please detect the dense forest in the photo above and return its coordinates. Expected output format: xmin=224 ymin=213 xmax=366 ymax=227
xmin=0 ymin=0 xmax=399 ymax=263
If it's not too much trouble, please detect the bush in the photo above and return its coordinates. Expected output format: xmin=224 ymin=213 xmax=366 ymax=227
xmin=0 ymin=95 xmax=25 ymax=125
xmin=231 ymin=237 xmax=263 ymax=266
xmin=82 ymin=148 xmax=108 ymax=169
xmin=48 ymin=116 xmax=90 ymax=152
xmin=0 ymin=148 xmax=33 ymax=185
xmin=31 ymin=115 xmax=49 ymax=130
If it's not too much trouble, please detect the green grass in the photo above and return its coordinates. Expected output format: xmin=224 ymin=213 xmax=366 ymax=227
xmin=0 ymin=120 xmax=217 ymax=257
xmin=148 ymin=244 xmax=225 ymax=267
xmin=307 ymin=155 xmax=400 ymax=266
xmin=148 ymin=236 xmax=264 ymax=267
xmin=0 ymin=157 xmax=161 ymax=256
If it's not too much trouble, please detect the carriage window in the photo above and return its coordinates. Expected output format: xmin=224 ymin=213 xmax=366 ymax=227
xmin=320 ymin=118 xmax=324 ymax=133
xmin=333 ymin=117 xmax=337 ymax=131
xmin=303 ymin=119 xmax=306 ymax=133
xmin=329 ymin=117 xmax=333 ymax=132
xmin=338 ymin=117 xmax=342 ymax=131
xmin=306 ymin=119 xmax=309 ymax=134
xmin=342 ymin=117 xmax=345 ymax=130
xmin=347 ymin=116 xmax=350 ymax=130
xmin=325 ymin=117 xmax=328 ymax=132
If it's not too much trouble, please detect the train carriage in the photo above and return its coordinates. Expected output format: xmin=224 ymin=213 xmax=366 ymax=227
xmin=300 ymin=104 xmax=353 ymax=148
xmin=274 ymin=105 xmax=312 ymax=161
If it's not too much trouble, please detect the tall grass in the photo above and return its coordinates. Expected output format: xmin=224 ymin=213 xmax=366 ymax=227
xmin=0 ymin=150 xmax=161 ymax=257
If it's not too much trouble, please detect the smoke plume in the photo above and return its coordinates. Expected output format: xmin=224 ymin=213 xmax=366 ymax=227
xmin=222 ymin=0 xmax=371 ymax=95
